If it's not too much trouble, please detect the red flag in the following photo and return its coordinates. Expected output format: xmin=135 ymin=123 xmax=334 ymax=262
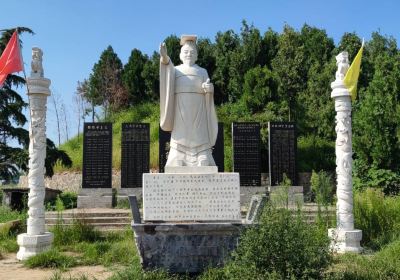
xmin=0 ymin=31 xmax=24 ymax=86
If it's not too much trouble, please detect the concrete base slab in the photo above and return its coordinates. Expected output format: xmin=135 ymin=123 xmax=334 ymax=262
xmin=328 ymin=228 xmax=363 ymax=253
xmin=132 ymin=222 xmax=244 ymax=273
xmin=16 ymin=232 xmax=53 ymax=260
xmin=77 ymin=188 xmax=113 ymax=208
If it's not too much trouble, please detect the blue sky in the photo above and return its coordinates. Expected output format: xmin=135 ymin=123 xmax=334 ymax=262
xmin=2 ymin=0 xmax=399 ymax=144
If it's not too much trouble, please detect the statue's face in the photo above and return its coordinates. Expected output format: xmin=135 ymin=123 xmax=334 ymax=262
xmin=180 ymin=43 xmax=197 ymax=66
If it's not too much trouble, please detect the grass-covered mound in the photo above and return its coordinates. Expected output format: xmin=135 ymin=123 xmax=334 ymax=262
xmin=55 ymin=101 xmax=335 ymax=173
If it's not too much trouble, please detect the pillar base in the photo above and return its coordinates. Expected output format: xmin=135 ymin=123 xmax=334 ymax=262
xmin=328 ymin=228 xmax=362 ymax=254
xmin=16 ymin=232 xmax=53 ymax=260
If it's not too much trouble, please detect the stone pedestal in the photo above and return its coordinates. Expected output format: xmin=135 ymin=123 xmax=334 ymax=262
xmin=328 ymin=228 xmax=362 ymax=253
xmin=77 ymin=188 xmax=113 ymax=208
xmin=17 ymin=233 xmax=53 ymax=260
xmin=133 ymin=167 xmax=243 ymax=272
xmin=132 ymin=223 xmax=243 ymax=273
xmin=328 ymin=52 xmax=362 ymax=254
xmin=17 ymin=49 xmax=53 ymax=260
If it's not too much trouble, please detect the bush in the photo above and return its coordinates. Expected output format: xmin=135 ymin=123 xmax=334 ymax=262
xmin=353 ymin=165 xmax=400 ymax=195
xmin=310 ymin=170 xmax=334 ymax=205
xmin=354 ymin=188 xmax=400 ymax=249
xmin=59 ymin=192 xmax=78 ymax=209
xmin=24 ymin=249 xmax=77 ymax=270
xmin=201 ymin=205 xmax=332 ymax=279
xmin=297 ymin=136 xmax=335 ymax=172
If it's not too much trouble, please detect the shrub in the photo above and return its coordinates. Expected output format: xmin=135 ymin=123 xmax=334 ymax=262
xmin=297 ymin=136 xmax=335 ymax=172
xmin=353 ymin=165 xmax=400 ymax=195
xmin=204 ymin=205 xmax=332 ymax=279
xmin=310 ymin=170 xmax=334 ymax=205
xmin=59 ymin=192 xmax=78 ymax=209
xmin=354 ymin=188 xmax=400 ymax=249
xmin=24 ymin=249 xmax=77 ymax=270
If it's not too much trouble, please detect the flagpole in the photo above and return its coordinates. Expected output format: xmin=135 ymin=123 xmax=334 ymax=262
xmin=16 ymin=26 xmax=34 ymax=139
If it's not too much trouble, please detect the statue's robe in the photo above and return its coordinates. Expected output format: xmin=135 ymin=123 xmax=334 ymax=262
xmin=160 ymin=60 xmax=218 ymax=157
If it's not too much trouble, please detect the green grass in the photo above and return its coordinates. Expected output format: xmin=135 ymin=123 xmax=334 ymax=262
xmin=54 ymin=101 xmax=246 ymax=172
xmin=0 ymin=205 xmax=26 ymax=223
xmin=24 ymin=249 xmax=78 ymax=270
xmin=0 ymin=206 xmax=26 ymax=257
xmin=52 ymin=220 xmax=102 ymax=247
xmin=50 ymin=218 xmax=137 ymax=267
xmin=326 ymin=239 xmax=400 ymax=279
xmin=55 ymin=102 xmax=160 ymax=171
xmin=48 ymin=271 xmax=91 ymax=280
xmin=354 ymin=188 xmax=400 ymax=249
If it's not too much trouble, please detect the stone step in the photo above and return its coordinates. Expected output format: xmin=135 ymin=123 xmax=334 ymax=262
xmin=45 ymin=222 xmax=131 ymax=232
xmin=45 ymin=216 xmax=131 ymax=224
xmin=45 ymin=210 xmax=131 ymax=219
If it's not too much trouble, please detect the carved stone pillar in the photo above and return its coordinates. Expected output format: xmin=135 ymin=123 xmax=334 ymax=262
xmin=328 ymin=51 xmax=362 ymax=253
xmin=17 ymin=47 xmax=53 ymax=260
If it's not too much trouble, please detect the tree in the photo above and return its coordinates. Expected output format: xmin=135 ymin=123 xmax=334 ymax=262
xmin=122 ymin=48 xmax=148 ymax=104
xmin=163 ymin=35 xmax=180 ymax=65
xmin=196 ymin=38 xmax=216 ymax=79
xmin=61 ymin=103 xmax=69 ymax=142
xmin=241 ymin=65 xmax=278 ymax=113
xmin=352 ymin=33 xmax=400 ymax=193
xmin=213 ymin=30 xmax=240 ymax=104
xmin=88 ymin=46 xmax=128 ymax=118
xmin=50 ymin=92 xmax=61 ymax=146
xmin=0 ymin=27 xmax=71 ymax=180
xmin=272 ymin=25 xmax=306 ymax=121
xmin=141 ymin=52 xmax=160 ymax=102
xmin=74 ymin=81 xmax=90 ymax=138
xmin=297 ymin=25 xmax=336 ymax=138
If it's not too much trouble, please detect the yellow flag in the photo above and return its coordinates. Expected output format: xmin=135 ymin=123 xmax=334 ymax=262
xmin=343 ymin=44 xmax=364 ymax=101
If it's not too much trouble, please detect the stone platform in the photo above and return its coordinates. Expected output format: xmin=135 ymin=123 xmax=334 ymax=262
xmin=132 ymin=222 xmax=243 ymax=273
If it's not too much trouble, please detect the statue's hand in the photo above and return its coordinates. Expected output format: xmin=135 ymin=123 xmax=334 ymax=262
xmin=159 ymin=42 xmax=169 ymax=64
xmin=202 ymin=78 xmax=214 ymax=94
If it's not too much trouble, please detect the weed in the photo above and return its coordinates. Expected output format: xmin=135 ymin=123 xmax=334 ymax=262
xmin=52 ymin=220 xmax=102 ymax=247
xmin=24 ymin=249 xmax=77 ymax=270
xmin=48 ymin=271 xmax=90 ymax=280
xmin=354 ymin=188 xmax=400 ymax=249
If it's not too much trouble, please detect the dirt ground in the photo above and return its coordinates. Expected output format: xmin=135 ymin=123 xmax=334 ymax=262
xmin=0 ymin=253 xmax=114 ymax=280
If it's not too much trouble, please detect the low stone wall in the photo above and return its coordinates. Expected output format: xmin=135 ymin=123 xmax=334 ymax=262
xmin=18 ymin=171 xmax=122 ymax=193
xmin=18 ymin=171 xmax=312 ymax=194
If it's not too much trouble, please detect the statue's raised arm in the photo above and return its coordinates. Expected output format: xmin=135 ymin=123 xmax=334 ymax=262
xmin=159 ymin=42 xmax=170 ymax=65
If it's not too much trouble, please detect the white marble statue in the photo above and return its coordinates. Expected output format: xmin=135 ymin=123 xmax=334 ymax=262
xmin=159 ymin=35 xmax=218 ymax=167
xmin=31 ymin=47 xmax=44 ymax=78
xmin=335 ymin=51 xmax=349 ymax=81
